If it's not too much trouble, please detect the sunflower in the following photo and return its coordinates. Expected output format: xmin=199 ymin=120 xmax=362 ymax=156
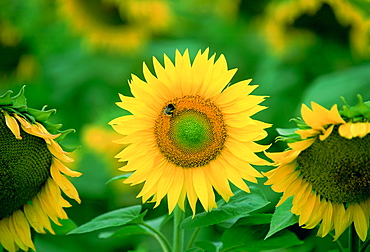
xmin=264 ymin=96 xmax=370 ymax=241
xmin=260 ymin=0 xmax=370 ymax=59
xmin=57 ymin=0 xmax=173 ymax=53
xmin=0 ymin=87 xmax=81 ymax=252
xmin=109 ymin=49 xmax=271 ymax=214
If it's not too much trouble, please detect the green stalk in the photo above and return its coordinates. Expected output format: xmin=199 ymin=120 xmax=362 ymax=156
xmin=186 ymin=227 xmax=201 ymax=250
xmin=349 ymin=224 xmax=361 ymax=252
xmin=360 ymin=238 xmax=370 ymax=252
xmin=173 ymin=207 xmax=185 ymax=252
xmin=140 ymin=222 xmax=172 ymax=252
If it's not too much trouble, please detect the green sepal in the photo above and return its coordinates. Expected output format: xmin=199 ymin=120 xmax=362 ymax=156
xmin=11 ymin=85 xmax=27 ymax=109
xmin=55 ymin=128 xmax=76 ymax=143
xmin=0 ymin=90 xmax=14 ymax=105
xmin=340 ymin=94 xmax=370 ymax=121
xmin=23 ymin=113 xmax=37 ymax=124
xmin=42 ymin=121 xmax=63 ymax=134
xmin=290 ymin=117 xmax=310 ymax=129
xmin=60 ymin=144 xmax=80 ymax=153
xmin=28 ymin=107 xmax=56 ymax=122
xmin=275 ymin=128 xmax=301 ymax=143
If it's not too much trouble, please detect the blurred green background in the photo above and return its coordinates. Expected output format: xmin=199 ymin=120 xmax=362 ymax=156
xmin=1 ymin=0 xmax=369 ymax=251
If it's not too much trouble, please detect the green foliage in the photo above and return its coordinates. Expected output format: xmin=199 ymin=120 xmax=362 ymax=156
xmin=68 ymin=205 xmax=146 ymax=235
xmin=1 ymin=0 xmax=369 ymax=251
xmin=181 ymin=187 xmax=269 ymax=229
xmin=266 ymin=197 xmax=299 ymax=239
xmin=221 ymin=218 xmax=303 ymax=252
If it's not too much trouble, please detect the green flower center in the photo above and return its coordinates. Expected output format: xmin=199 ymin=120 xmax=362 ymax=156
xmin=171 ymin=111 xmax=212 ymax=152
xmin=0 ymin=112 xmax=51 ymax=219
xmin=155 ymin=95 xmax=227 ymax=168
xmin=297 ymin=126 xmax=370 ymax=204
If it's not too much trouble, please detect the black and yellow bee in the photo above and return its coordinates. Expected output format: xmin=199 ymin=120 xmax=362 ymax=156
xmin=163 ymin=104 xmax=175 ymax=116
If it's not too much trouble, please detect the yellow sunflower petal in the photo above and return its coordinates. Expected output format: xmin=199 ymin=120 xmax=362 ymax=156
xmin=50 ymin=165 xmax=81 ymax=203
xmin=351 ymin=203 xmax=368 ymax=241
xmin=287 ymin=138 xmax=315 ymax=151
xmin=0 ymin=218 xmax=17 ymax=252
xmin=11 ymin=210 xmax=35 ymax=251
xmin=7 ymin=211 xmax=31 ymax=251
xmin=53 ymin=157 xmax=82 ymax=177
xmin=3 ymin=111 xmax=22 ymax=139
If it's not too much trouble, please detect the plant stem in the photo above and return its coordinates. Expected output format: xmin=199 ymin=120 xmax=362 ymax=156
xmin=349 ymin=224 xmax=361 ymax=252
xmin=186 ymin=227 xmax=201 ymax=250
xmin=173 ymin=207 xmax=185 ymax=252
xmin=360 ymin=239 xmax=370 ymax=252
xmin=140 ymin=222 xmax=172 ymax=252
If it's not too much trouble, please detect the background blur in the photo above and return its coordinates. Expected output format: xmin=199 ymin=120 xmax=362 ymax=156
xmin=1 ymin=0 xmax=370 ymax=251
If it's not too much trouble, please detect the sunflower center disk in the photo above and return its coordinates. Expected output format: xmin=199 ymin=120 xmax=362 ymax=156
xmin=171 ymin=111 xmax=212 ymax=152
xmin=297 ymin=127 xmax=370 ymax=204
xmin=155 ymin=95 xmax=227 ymax=168
xmin=0 ymin=113 xmax=51 ymax=219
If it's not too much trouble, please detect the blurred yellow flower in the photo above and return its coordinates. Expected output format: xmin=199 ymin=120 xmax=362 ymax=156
xmin=110 ymin=49 xmax=271 ymax=214
xmin=265 ymin=98 xmax=370 ymax=241
xmin=260 ymin=0 xmax=370 ymax=59
xmin=0 ymin=88 xmax=81 ymax=252
xmin=57 ymin=0 xmax=173 ymax=53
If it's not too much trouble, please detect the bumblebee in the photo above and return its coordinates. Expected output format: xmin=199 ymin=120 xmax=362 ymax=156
xmin=163 ymin=103 xmax=175 ymax=116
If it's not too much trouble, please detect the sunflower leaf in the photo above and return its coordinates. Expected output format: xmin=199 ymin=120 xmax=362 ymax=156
xmin=181 ymin=187 xmax=269 ymax=229
xmin=265 ymin=196 xmax=298 ymax=239
xmin=67 ymin=205 xmax=145 ymax=235
xmin=194 ymin=240 xmax=219 ymax=252
xmin=98 ymin=225 xmax=152 ymax=239
xmin=106 ymin=173 xmax=132 ymax=184
xmin=221 ymin=218 xmax=303 ymax=252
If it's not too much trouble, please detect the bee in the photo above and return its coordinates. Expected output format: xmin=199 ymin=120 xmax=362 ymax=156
xmin=163 ymin=103 xmax=175 ymax=116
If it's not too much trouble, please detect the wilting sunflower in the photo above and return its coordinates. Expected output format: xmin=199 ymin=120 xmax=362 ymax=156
xmin=264 ymin=96 xmax=370 ymax=241
xmin=0 ymin=87 xmax=81 ymax=252
xmin=110 ymin=49 xmax=271 ymax=214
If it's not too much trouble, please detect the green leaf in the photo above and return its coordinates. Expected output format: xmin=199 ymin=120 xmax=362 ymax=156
xmin=106 ymin=173 xmax=132 ymax=185
xmin=27 ymin=107 xmax=56 ymax=122
xmin=68 ymin=205 xmax=145 ymax=235
xmin=185 ymin=248 xmax=205 ymax=252
xmin=181 ymin=187 xmax=269 ymax=229
xmin=221 ymin=218 xmax=303 ymax=252
xmin=236 ymin=213 xmax=272 ymax=226
xmin=194 ymin=241 xmax=218 ymax=252
xmin=51 ymin=218 xmax=78 ymax=235
xmin=0 ymin=90 xmax=13 ymax=105
xmin=98 ymin=225 xmax=151 ymax=239
xmin=265 ymin=196 xmax=299 ymax=239
xmin=11 ymin=85 xmax=27 ymax=109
